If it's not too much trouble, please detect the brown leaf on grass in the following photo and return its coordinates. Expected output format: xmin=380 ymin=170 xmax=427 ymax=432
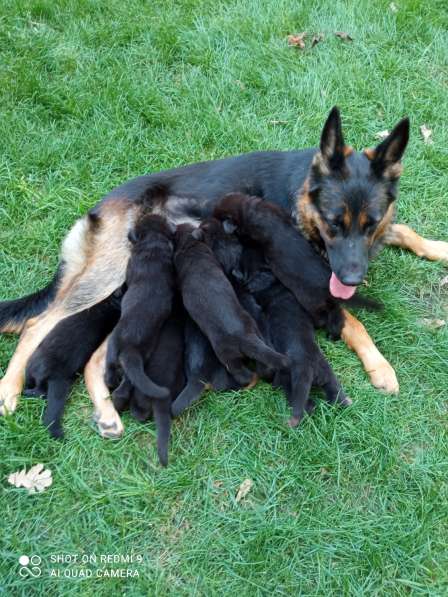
xmin=235 ymin=478 xmax=253 ymax=502
xmin=311 ymin=33 xmax=324 ymax=47
xmin=375 ymin=130 xmax=390 ymax=141
xmin=335 ymin=31 xmax=353 ymax=41
xmin=440 ymin=275 xmax=448 ymax=287
xmin=419 ymin=318 xmax=446 ymax=330
xmin=8 ymin=463 xmax=52 ymax=494
xmin=287 ymin=33 xmax=307 ymax=49
xmin=420 ymin=124 xmax=433 ymax=145
xmin=269 ymin=119 xmax=288 ymax=125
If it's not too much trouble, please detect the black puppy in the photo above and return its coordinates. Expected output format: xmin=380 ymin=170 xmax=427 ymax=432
xmin=105 ymin=214 xmax=176 ymax=399
xmin=174 ymin=223 xmax=289 ymax=388
xmin=171 ymin=219 xmax=247 ymax=417
xmin=214 ymin=193 xmax=380 ymax=338
xmin=240 ymin=251 xmax=351 ymax=426
xmin=24 ymin=292 xmax=122 ymax=438
xmin=112 ymin=305 xmax=185 ymax=467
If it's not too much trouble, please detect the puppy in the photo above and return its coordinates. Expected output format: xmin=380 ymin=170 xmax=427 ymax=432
xmin=174 ymin=223 xmax=290 ymax=388
xmin=105 ymin=214 xmax=176 ymax=399
xmin=214 ymin=193 xmax=380 ymax=337
xmin=171 ymin=219 xmax=245 ymax=417
xmin=240 ymin=252 xmax=351 ymax=426
xmin=24 ymin=291 xmax=122 ymax=438
xmin=112 ymin=304 xmax=185 ymax=467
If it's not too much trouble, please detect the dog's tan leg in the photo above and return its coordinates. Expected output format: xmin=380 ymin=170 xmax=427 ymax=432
xmin=341 ymin=310 xmax=399 ymax=394
xmin=386 ymin=223 xmax=448 ymax=262
xmin=0 ymin=309 xmax=65 ymax=415
xmin=84 ymin=337 xmax=123 ymax=439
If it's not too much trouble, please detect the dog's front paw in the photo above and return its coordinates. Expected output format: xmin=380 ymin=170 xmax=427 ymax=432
xmin=0 ymin=382 xmax=20 ymax=415
xmin=421 ymin=239 xmax=448 ymax=263
xmin=368 ymin=361 xmax=399 ymax=394
xmin=92 ymin=401 xmax=124 ymax=439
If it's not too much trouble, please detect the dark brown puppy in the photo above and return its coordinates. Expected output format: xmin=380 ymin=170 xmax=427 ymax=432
xmin=174 ymin=223 xmax=289 ymax=387
xmin=171 ymin=219 xmax=244 ymax=418
xmin=239 ymin=251 xmax=351 ymax=426
xmin=113 ymin=305 xmax=185 ymax=467
xmin=24 ymin=291 xmax=122 ymax=438
xmin=105 ymin=214 xmax=175 ymax=399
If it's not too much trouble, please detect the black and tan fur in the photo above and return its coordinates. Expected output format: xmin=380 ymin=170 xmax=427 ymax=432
xmin=1 ymin=107 xmax=448 ymax=421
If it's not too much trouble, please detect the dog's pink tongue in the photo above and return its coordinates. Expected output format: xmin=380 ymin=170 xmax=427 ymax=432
xmin=329 ymin=272 xmax=357 ymax=299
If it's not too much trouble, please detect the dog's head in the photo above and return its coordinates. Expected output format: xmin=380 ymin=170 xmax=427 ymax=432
xmin=301 ymin=106 xmax=409 ymax=298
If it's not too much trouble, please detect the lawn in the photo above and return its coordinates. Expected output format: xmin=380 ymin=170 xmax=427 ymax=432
xmin=1 ymin=0 xmax=448 ymax=594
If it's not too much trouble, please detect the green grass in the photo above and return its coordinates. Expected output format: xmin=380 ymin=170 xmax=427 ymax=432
xmin=1 ymin=0 xmax=448 ymax=594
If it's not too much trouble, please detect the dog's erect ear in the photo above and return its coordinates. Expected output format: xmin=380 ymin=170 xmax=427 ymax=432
xmin=317 ymin=106 xmax=345 ymax=172
xmin=191 ymin=228 xmax=204 ymax=241
xmin=370 ymin=117 xmax=410 ymax=179
xmin=223 ymin=219 xmax=237 ymax=234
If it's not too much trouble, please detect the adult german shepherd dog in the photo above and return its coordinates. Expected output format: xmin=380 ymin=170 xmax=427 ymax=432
xmin=1 ymin=107 xmax=447 ymax=424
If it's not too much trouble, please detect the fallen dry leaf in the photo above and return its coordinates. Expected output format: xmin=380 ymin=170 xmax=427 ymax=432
xmin=311 ymin=33 xmax=324 ymax=47
xmin=419 ymin=318 xmax=446 ymax=330
xmin=440 ymin=275 xmax=448 ymax=287
xmin=335 ymin=31 xmax=353 ymax=42
xmin=236 ymin=478 xmax=253 ymax=502
xmin=7 ymin=463 xmax=52 ymax=494
xmin=390 ymin=2 xmax=398 ymax=12
xmin=287 ymin=32 xmax=307 ymax=49
xmin=375 ymin=130 xmax=390 ymax=141
xmin=269 ymin=119 xmax=288 ymax=125
xmin=420 ymin=124 xmax=433 ymax=145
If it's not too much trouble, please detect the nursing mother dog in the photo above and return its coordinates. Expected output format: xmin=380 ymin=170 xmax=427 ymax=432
xmin=1 ymin=107 xmax=447 ymax=427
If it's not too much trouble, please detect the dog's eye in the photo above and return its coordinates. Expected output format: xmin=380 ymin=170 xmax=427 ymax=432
xmin=326 ymin=218 xmax=343 ymax=235
xmin=364 ymin=216 xmax=381 ymax=232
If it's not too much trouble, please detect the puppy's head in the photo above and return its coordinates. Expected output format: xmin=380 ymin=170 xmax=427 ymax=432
xmin=213 ymin=192 xmax=251 ymax=235
xmin=129 ymin=213 xmax=176 ymax=245
xmin=198 ymin=217 xmax=243 ymax=276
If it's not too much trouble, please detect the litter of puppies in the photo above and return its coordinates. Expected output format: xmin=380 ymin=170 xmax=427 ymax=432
xmin=23 ymin=193 xmax=380 ymax=466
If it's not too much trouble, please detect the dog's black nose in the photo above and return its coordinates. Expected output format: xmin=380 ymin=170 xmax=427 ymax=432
xmin=339 ymin=272 xmax=364 ymax=286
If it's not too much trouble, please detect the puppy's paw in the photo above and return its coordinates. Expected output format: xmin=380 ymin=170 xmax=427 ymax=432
xmin=421 ymin=239 xmax=448 ymax=263
xmin=93 ymin=403 xmax=124 ymax=439
xmin=287 ymin=416 xmax=301 ymax=428
xmin=368 ymin=361 xmax=399 ymax=394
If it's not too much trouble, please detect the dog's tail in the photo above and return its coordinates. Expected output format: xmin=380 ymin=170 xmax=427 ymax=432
xmin=153 ymin=404 xmax=172 ymax=467
xmin=241 ymin=334 xmax=290 ymax=371
xmin=171 ymin=379 xmax=205 ymax=417
xmin=120 ymin=348 xmax=170 ymax=400
xmin=0 ymin=265 xmax=62 ymax=333
xmin=342 ymin=294 xmax=383 ymax=311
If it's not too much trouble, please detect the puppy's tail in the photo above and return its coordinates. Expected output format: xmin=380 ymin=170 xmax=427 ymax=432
xmin=171 ymin=379 xmax=205 ymax=417
xmin=153 ymin=404 xmax=172 ymax=467
xmin=241 ymin=334 xmax=290 ymax=371
xmin=120 ymin=348 xmax=170 ymax=400
xmin=342 ymin=294 xmax=383 ymax=311
xmin=0 ymin=264 xmax=62 ymax=333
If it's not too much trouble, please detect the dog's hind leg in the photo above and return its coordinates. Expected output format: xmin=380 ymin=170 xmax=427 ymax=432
xmin=0 ymin=308 xmax=66 ymax=415
xmin=386 ymin=223 xmax=448 ymax=263
xmin=341 ymin=310 xmax=399 ymax=394
xmin=171 ymin=379 xmax=206 ymax=417
xmin=42 ymin=378 xmax=72 ymax=439
xmin=84 ymin=337 xmax=124 ymax=439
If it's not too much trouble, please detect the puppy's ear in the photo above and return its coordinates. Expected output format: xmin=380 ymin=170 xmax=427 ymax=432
xmin=166 ymin=219 xmax=177 ymax=235
xmin=370 ymin=117 xmax=410 ymax=179
xmin=315 ymin=106 xmax=346 ymax=173
xmin=223 ymin=219 xmax=237 ymax=234
xmin=128 ymin=228 xmax=139 ymax=244
xmin=191 ymin=228 xmax=204 ymax=241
